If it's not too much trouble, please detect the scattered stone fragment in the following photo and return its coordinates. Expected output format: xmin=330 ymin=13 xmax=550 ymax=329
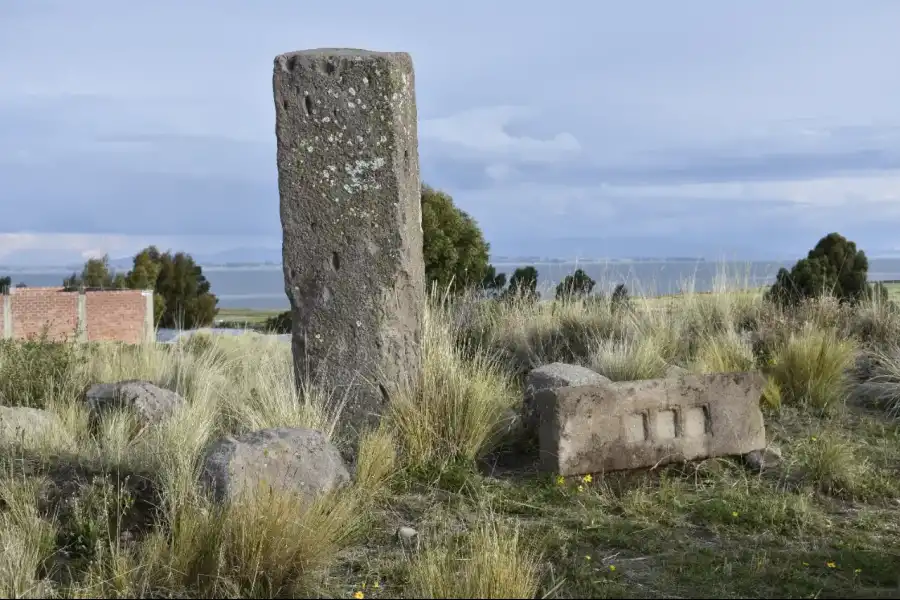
xmin=535 ymin=371 xmax=767 ymax=476
xmin=397 ymin=525 xmax=418 ymax=545
xmin=85 ymin=380 xmax=185 ymax=426
xmin=743 ymin=445 xmax=783 ymax=472
xmin=522 ymin=363 xmax=610 ymax=437
xmin=666 ymin=364 xmax=689 ymax=378
xmin=200 ymin=427 xmax=351 ymax=504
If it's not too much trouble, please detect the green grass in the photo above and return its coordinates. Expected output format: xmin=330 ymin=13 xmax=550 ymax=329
xmin=880 ymin=281 xmax=900 ymax=304
xmin=1 ymin=283 xmax=900 ymax=598
xmin=214 ymin=308 xmax=285 ymax=326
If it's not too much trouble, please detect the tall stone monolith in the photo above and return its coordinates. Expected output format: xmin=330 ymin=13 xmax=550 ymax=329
xmin=273 ymin=48 xmax=425 ymax=440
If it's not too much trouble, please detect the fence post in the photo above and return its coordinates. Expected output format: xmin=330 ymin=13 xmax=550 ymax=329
xmin=75 ymin=291 xmax=88 ymax=343
xmin=2 ymin=292 xmax=11 ymax=340
xmin=142 ymin=290 xmax=155 ymax=344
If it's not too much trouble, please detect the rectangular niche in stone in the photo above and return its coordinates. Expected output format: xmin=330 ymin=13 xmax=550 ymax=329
xmin=534 ymin=372 xmax=767 ymax=476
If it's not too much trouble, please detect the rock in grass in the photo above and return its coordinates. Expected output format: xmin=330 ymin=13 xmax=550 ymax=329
xmin=522 ymin=363 xmax=610 ymax=438
xmin=85 ymin=380 xmax=185 ymax=426
xmin=200 ymin=427 xmax=351 ymax=504
xmin=743 ymin=446 xmax=783 ymax=473
xmin=666 ymin=364 xmax=689 ymax=378
xmin=396 ymin=525 xmax=418 ymax=546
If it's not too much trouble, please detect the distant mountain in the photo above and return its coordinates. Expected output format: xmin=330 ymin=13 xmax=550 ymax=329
xmin=193 ymin=247 xmax=282 ymax=266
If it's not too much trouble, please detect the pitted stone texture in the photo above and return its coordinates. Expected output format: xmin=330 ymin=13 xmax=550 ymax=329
xmin=200 ymin=427 xmax=351 ymax=504
xmin=85 ymin=380 xmax=185 ymax=426
xmin=535 ymin=371 xmax=766 ymax=476
xmin=523 ymin=363 xmax=610 ymax=437
xmin=274 ymin=48 xmax=425 ymax=437
xmin=743 ymin=445 xmax=783 ymax=473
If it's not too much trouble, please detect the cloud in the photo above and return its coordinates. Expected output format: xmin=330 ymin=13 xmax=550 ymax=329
xmin=420 ymin=106 xmax=581 ymax=163
xmin=2 ymin=0 xmax=900 ymax=263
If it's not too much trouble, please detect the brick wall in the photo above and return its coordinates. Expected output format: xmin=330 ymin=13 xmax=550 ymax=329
xmin=1 ymin=287 xmax=151 ymax=344
xmin=85 ymin=289 xmax=148 ymax=344
xmin=6 ymin=287 xmax=79 ymax=341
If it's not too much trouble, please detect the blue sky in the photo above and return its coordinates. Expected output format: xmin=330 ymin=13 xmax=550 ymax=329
xmin=2 ymin=1 xmax=900 ymax=265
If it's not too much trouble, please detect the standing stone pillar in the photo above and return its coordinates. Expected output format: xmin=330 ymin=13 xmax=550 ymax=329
xmin=273 ymin=48 xmax=425 ymax=439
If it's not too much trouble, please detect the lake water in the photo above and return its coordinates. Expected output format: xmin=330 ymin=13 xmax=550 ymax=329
xmin=11 ymin=258 xmax=900 ymax=310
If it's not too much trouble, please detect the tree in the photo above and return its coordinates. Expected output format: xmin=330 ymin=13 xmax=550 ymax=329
xmin=63 ymin=247 xmax=218 ymax=329
xmin=126 ymin=247 xmax=166 ymax=324
xmin=611 ymin=283 xmax=631 ymax=312
xmin=152 ymin=251 xmax=218 ymax=328
xmin=0 ymin=276 xmax=10 ymax=294
xmin=505 ymin=266 xmax=540 ymax=301
xmin=63 ymin=254 xmax=126 ymax=290
xmin=766 ymin=232 xmax=870 ymax=305
xmin=264 ymin=310 xmax=292 ymax=334
xmin=555 ymin=268 xmax=596 ymax=300
xmin=481 ymin=264 xmax=508 ymax=297
xmin=421 ymin=184 xmax=493 ymax=294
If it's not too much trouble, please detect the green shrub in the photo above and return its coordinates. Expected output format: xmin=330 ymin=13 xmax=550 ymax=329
xmin=422 ymin=185 xmax=494 ymax=294
xmin=263 ymin=310 xmax=292 ymax=334
xmin=504 ymin=266 xmax=540 ymax=302
xmin=766 ymin=232 xmax=870 ymax=306
xmin=611 ymin=283 xmax=632 ymax=312
xmin=555 ymin=269 xmax=596 ymax=300
xmin=0 ymin=334 xmax=87 ymax=408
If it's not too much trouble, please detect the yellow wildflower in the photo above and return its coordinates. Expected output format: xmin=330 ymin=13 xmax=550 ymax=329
xmin=354 ymin=592 xmax=364 ymax=599
xmin=556 ymin=475 xmax=565 ymax=486
xmin=731 ymin=511 xmax=739 ymax=518
xmin=826 ymin=561 xmax=836 ymax=569
xmin=585 ymin=555 xmax=591 ymax=561
xmin=609 ymin=565 xmax=616 ymax=572
xmin=577 ymin=485 xmax=584 ymax=492
xmin=582 ymin=474 xmax=593 ymax=484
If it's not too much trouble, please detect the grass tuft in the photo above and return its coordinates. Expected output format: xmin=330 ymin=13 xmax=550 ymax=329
xmin=390 ymin=301 xmax=519 ymax=472
xmin=406 ymin=516 xmax=542 ymax=599
xmin=768 ymin=324 xmax=857 ymax=414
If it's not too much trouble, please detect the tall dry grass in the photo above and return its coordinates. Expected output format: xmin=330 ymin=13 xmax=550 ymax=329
xmin=768 ymin=324 xmax=857 ymax=414
xmin=0 ymin=269 xmax=897 ymax=598
xmin=406 ymin=515 xmax=542 ymax=599
xmin=389 ymin=295 xmax=520 ymax=472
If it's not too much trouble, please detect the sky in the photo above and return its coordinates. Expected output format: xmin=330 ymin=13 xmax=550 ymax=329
xmin=2 ymin=0 xmax=900 ymax=266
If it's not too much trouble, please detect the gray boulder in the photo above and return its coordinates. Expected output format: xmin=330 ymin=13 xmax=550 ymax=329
xmin=199 ymin=427 xmax=351 ymax=504
xmin=0 ymin=406 xmax=62 ymax=446
xmin=522 ymin=363 xmax=610 ymax=437
xmin=743 ymin=445 xmax=783 ymax=473
xmin=85 ymin=380 xmax=185 ymax=426
xmin=666 ymin=364 xmax=689 ymax=378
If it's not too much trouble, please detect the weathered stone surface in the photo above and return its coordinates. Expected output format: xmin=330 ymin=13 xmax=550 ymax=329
xmin=200 ymin=427 xmax=351 ymax=504
xmin=535 ymin=371 xmax=767 ymax=476
xmin=273 ymin=48 xmax=425 ymax=437
xmin=0 ymin=406 xmax=62 ymax=445
xmin=743 ymin=445 xmax=782 ymax=473
xmin=85 ymin=380 xmax=185 ymax=426
xmin=522 ymin=363 xmax=610 ymax=438
xmin=526 ymin=363 xmax=611 ymax=395
xmin=665 ymin=364 xmax=689 ymax=379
